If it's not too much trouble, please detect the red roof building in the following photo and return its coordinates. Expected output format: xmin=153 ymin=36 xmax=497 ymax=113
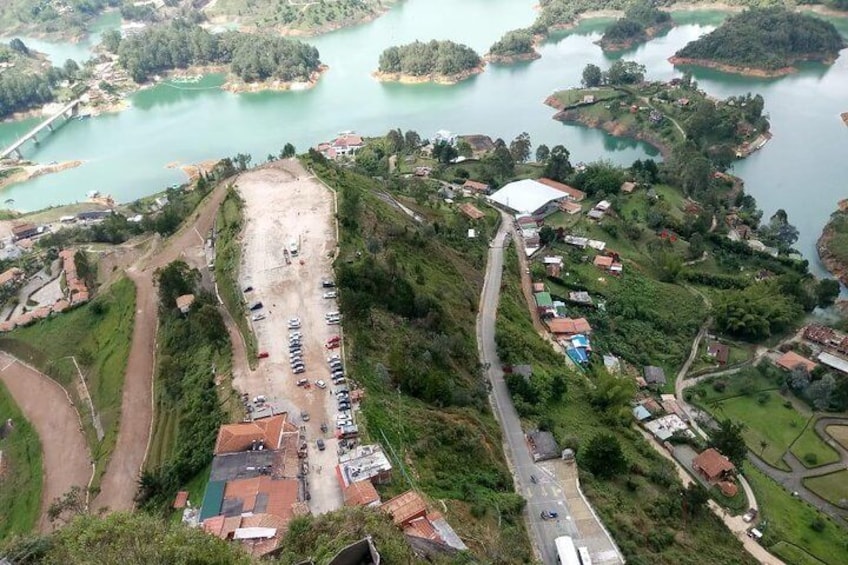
xmin=693 ymin=448 xmax=736 ymax=482
xmin=776 ymin=351 xmax=817 ymax=373
xmin=463 ymin=180 xmax=490 ymax=193
xmin=214 ymin=414 xmax=294 ymax=454
xmin=546 ymin=317 xmax=592 ymax=337
xmin=537 ymin=178 xmax=586 ymax=202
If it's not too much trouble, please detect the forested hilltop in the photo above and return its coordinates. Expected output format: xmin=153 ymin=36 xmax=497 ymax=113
xmin=376 ymin=40 xmax=483 ymax=83
xmin=0 ymin=0 xmax=119 ymax=39
xmin=0 ymin=39 xmax=81 ymax=121
xmin=487 ymin=29 xmax=541 ymax=63
xmin=104 ymin=21 xmax=323 ymax=85
xmin=599 ymin=2 xmax=673 ymax=51
xmin=672 ymin=8 xmax=845 ymax=74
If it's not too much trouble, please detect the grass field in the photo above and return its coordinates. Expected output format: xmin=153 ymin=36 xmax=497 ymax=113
xmin=825 ymin=425 xmax=848 ymax=450
xmin=0 ymin=381 xmax=42 ymax=541
xmin=745 ymin=463 xmax=848 ymax=565
xmin=804 ymin=470 xmax=848 ymax=508
xmin=550 ymin=86 xmax=623 ymax=107
xmin=215 ymin=187 xmax=257 ymax=368
xmin=0 ymin=277 xmax=135 ymax=488
xmin=790 ymin=424 xmax=841 ymax=469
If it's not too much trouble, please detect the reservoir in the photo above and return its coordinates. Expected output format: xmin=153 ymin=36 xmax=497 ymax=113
xmin=0 ymin=1 xmax=846 ymax=272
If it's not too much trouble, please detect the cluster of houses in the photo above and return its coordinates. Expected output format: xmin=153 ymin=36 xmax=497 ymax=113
xmin=724 ymin=212 xmax=778 ymax=257
xmin=0 ymin=249 xmax=88 ymax=332
xmin=190 ymin=411 xmax=465 ymax=557
xmin=800 ymin=325 xmax=848 ymax=375
xmin=532 ymin=276 xmax=595 ymax=366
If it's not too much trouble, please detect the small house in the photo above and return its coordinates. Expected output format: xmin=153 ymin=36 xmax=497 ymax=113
xmin=559 ymin=200 xmax=582 ymax=215
xmin=643 ymin=366 xmax=667 ymax=387
xmin=536 ymin=178 xmax=586 ymax=202
xmin=775 ymin=351 xmax=817 ymax=373
xmin=176 ymin=294 xmax=195 ymax=314
xmin=693 ymin=448 xmax=735 ymax=483
xmin=526 ymin=430 xmax=559 ymax=462
xmin=620 ymin=181 xmax=637 ymax=194
xmin=458 ymin=202 xmax=485 ymax=220
xmin=707 ymin=342 xmax=730 ymax=365
xmin=0 ymin=267 xmax=24 ymax=287
xmin=11 ymin=223 xmax=38 ymax=241
xmin=463 ymin=179 xmax=490 ymax=194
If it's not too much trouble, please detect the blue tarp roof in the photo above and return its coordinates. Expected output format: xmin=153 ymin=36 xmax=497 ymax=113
xmin=567 ymin=347 xmax=589 ymax=365
xmin=570 ymin=334 xmax=590 ymax=349
xmin=633 ymin=405 xmax=652 ymax=421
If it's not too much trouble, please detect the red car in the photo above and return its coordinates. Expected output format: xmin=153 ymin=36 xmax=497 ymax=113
xmin=327 ymin=335 xmax=341 ymax=344
xmin=325 ymin=342 xmax=340 ymax=350
xmin=257 ymin=351 xmax=270 ymax=359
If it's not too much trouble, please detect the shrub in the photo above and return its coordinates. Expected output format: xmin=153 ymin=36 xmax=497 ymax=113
xmin=803 ymin=453 xmax=818 ymax=466
xmin=757 ymin=392 xmax=770 ymax=405
xmin=712 ymin=380 xmax=727 ymax=393
xmin=810 ymin=517 xmax=826 ymax=532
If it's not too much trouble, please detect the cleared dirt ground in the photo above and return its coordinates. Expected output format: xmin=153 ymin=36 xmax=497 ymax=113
xmin=0 ymin=353 xmax=91 ymax=532
xmin=232 ymin=161 xmax=343 ymax=514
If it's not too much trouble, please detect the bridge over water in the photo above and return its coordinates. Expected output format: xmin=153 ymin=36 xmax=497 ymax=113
xmin=1 ymin=98 xmax=83 ymax=160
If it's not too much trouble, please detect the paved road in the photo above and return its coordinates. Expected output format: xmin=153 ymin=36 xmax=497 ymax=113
xmin=477 ymin=212 xmax=578 ymax=565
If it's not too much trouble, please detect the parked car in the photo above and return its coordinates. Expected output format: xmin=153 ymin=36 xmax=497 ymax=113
xmin=315 ymin=380 xmax=327 ymax=389
xmin=293 ymin=366 xmax=306 ymax=374
xmin=540 ymin=510 xmax=558 ymax=520
xmin=301 ymin=411 xmax=310 ymax=422
xmin=321 ymin=279 xmax=335 ymax=288
xmin=296 ymin=378 xmax=308 ymax=387
xmin=257 ymin=351 xmax=269 ymax=359
xmin=243 ymin=285 xmax=254 ymax=293
xmin=288 ymin=317 xmax=301 ymax=329
xmin=251 ymin=313 xmax=266 ymax=322
xmin=327 ymin=319 xmax=341 ymax=326
xmin=327 ymin=335 xmax=341 ymax=343
xmin=249 ymin=301 xmax=263 ymax=311
xmin=325 ymin=312 xmax=340 ymax=319
xmin=325 ymin=342 xmax=340 ymax=350
xmin=743 ymin=509 xmax=758 ymax=523
xmin=317 ymin=439 xmax=326 ymax=451
xmin=323 ymin=290 xmax=337 ymax=299
xmin=253 ymin=395 xmax=266 ymax=404
xmin=338 ymin=402 xmax=351 ymax=411
xmin=327 ymin=354 xmax=341 ymax=362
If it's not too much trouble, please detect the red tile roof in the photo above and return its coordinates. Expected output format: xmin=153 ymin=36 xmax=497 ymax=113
xmin=594 ymin=255 xmax=613 ymax=268
xmin=0 ymin=267 xmax=23 ymax=286
xmin=537 ymin=178 xmax=586 ymax=201
xmin=173 ymin=490 xmax=189 ymax=509
xmin=343 ymin=480 xmax=381 ymax=507
xmin=214 ymin=414 xmax=288 ymax=454
xmin=776 ymin=351 xmax=817 ymax=373
xmin=547 ymin=317 xmax=592 ymax=336
xmin=693 ymin=448 xmax=735 ymax=481
xmin=463 ymin=180 xmax=489 ymax=192
xmin=458 ymin=202 xmax=485 ymax=220
xmin=380 ymin=490 xmax=428 ymax=526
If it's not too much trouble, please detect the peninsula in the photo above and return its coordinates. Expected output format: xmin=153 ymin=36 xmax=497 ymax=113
xmin=818 ymin=200 xmax=848 ymax=285
xmin=486 ymin=29 xmax=541 ymax=64
xmin=374 ymin=40 xmax=484 ymax=84
xmin=598 ymin=3 xmax=673 ymax=51
xmin=670 ymin=7 xmax=845 ymax=77
xmin=0 ymin=39 xmax=72 ymax=122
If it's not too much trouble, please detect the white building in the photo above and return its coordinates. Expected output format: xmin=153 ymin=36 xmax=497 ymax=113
xmin=487 ymin=179 xmax=568 ymax=218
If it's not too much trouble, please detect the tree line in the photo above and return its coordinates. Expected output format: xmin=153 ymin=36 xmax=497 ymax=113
xmin=105 ymin=21 xmax=322 ymax=83
xmin=675 ymin=7 xmax=845 ymax=70
xmin=601 ymin=2 xmax=671 ymax=47
xmin=377 ymin=40 xmax=481 ymax=77
xmin=488 ymin=28 xmax=537 ymax=58
xmin=0 ymin=39 xmax=79 ymax=120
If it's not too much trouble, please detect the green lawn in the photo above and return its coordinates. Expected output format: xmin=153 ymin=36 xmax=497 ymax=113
xmin=0 ymin=278 xmax=136 ymax=488
xmin=550 ymin=87 xmax=623 ymax=107
xmin=804 ymin=470 xmax=848 ymax=508
xmin=0 ymin=380 xmax=42 ymax=541
xmin=790 ymin=424 xmax=841 ymax=469
xmin=745 ymin=463 xmax=848 ymax=565
xmin=717 ymin=393 xmax=806 ymax=470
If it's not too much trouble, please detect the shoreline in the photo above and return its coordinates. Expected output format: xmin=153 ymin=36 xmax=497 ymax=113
xmin=817 ymin=204 xmax=848 ymax=286
xmin=841 ymin=112 xmax=848 ymax=127
xmin=485 ymin=51 xmax=541 ymax=64
xmin=372 ymin=65 xmax=485 ymax=85
xmin=0 ymin=160 xmax=84 ymax=192
xmin=599 ymin=22 xmax=674 ymax=52
xmin=668 ymin=56 xmax=808 ymax=78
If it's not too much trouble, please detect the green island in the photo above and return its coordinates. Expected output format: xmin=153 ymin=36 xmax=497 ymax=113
xmin=599 ymin=2 xmax=674 ymax=51
xmin=375 ymin=40 xmax=484 ymax=84
xmin=546 ymin=61 xmax=771 ymax=162
xmin=0 ymin=0 xmax=119 ymax=40
xmin=670 ymin=7 xmax=846 ymax=76
xmin=817 ymin=200 xmax=848 ymax=286
xmin=106 ymin=21 xmax=324 ymax=90
xmin=486 ymin=28 xmax=541 ymax=64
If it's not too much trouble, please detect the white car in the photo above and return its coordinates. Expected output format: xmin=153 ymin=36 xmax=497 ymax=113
xmin=323 ymin=290 xmax=337 ymax=299
xmin=288 ymin=320 xmax=301 ymax=329
xmin=315 ymin=380 xmax=327 ymax=389
xmin=327 ymin=354 xmax=340 ymax=362
xmin=251 ymin=313 xmax=266 ymax=322
xmin=289 ymin=331 xmax=303 ymax=339
xmin=327 ymin=319 xmax=340 ymax=326
xmin=325 ymin=311 xmax=340 ymax=319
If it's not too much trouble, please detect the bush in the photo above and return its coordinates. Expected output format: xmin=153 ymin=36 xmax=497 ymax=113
xmin=810 ymin=517 xmax=826 ymax=532
xmin=804 ymin=453 xmax=818 ymax=466
xmin=713 ymin=380 xmax=727 ymax=393
xmin=757 ymin=392 xmax=770 ymax=405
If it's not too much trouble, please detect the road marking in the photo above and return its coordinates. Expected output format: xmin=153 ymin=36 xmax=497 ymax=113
xmin=0 ymin=360 xmax=15 ymax=371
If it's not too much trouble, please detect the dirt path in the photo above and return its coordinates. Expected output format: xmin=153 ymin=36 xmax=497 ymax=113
xmin=0 ymin=353 xmax=91 ymax=532
xmin=93 ymin=182 xmax=232 ymax=512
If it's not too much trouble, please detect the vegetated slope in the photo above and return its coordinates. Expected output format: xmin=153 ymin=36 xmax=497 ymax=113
xmin=0 ymin=0 xmax=118 ymax=38
xmin=496 ymin=249 xmax=758 ymax=565
xmin=0 ymin=381 xmax=42 ymax=542
xmin=206 ymin=0 xmax=394 ymax=34
xmin=109 ymin=21 xmax=322 ymax=83
xmin=817 ymin=205 xmax=848 ymax=286
xmin=0 ymin=276 xmax=135 ymax=484
xmin=674 ymin=7 xmax=845 ymax=70
xmin=0 ymin=39 xmax=76 ymax=120
xmin=487 ymin=29 xmax=540 ymax=62
xmin=304 ymin=152 xmax=533 ymax=562
xmin=377 ymin=40 xmax=482 ymax=77
xmin=600 ymin=3 xmax=672 ymax=50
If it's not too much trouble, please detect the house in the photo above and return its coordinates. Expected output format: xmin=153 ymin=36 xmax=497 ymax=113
xmin=536 ymin=177 xmax=586 ymax=202
xmin=565 ymin=333 xmax=592 ymax=365
xmin=11 ymin=223 xmax=39 ymax=241
xmin=693 ymin=448 xmax=735 ymax=482
xmin=776 ymin=351 xmax=817 ymax=373
xmin=707 ymin=342 xmax=730 ymax=365
xmin=620 ymin=181 xmax=637 ymax=193
xmin=559 ymin=200 xmax=582 ymax=215
xmin=534 ymin=292 xmax=555 ymax=316
xmin=542 ymin=255 xmax=563 ymax=267
xmin=76 ymin=210 xmax=112 ymax=221
xmin=463 ymin=179 xmax=490 ymax=194
xmin=546 ymin=263 xmax=561 ymax=277
xmin=488 ymin=179 xmax=570 ymax=218
xmin=568 ymin=291 xmax=592 ymax=305
xmin=633 ymin=405 xmax=652 ymax=421
xmin=337 ymin=444 xmax=393 ymax=488
xmin=595 ymin=200 xmax=611 ymax=212
xmin=0 ymin=267 xmax=23 ymax=287
xmin=458 ymin=202 xmax=485 ymax=220
xmin=587 ymin=209 xmax=605 ymax=220
xmin=582 ymin=94 xmax=595 ymax=104
xmin=660 ymin=393 xmax=687 ymax=421
xmin=644 ymin=366 xmax=667 ymax=387
xmin=213 ymin=414 xmax=293 ymax=454
xmin=547 ymin=317 xmax=591 ymax=337
xmin=644 ymin=414 xmax=691 ymax=441
xmin=532 ymin=282 xmax=545 ymax=293
xmin=380 ymin=490 xmax=467 ymax=551
xmin=343 ymin=479 xmax=382 ymax=508
xmin=173 ymin=491 xmax=189 ymax=509
xmin=818 ymin=352 xmax=848 ymax=375
xmin=640 ymin=398 xmax=663 ymax=415
xmin=316 ymin=132 xmax=365 ymax=159
xmin=202 ymin=508 xmax=297 ymax=557
xmin=594 ymin=255 xmax=613 ymax=270
xmin=526 ymin=430 xmax=559 ymax=462
xmin=176 ymin=294 xmax=195 ymax=314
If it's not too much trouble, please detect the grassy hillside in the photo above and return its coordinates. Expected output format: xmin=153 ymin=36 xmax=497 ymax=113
xmin=496 ymin=248 xmax=757 ymax=564
xmin=0 ymin=381 xmax=42 ymax=542
xmin=304 ymin=153 xmax=533 ymax=563
xmin=0 ymin=277 xmax=135 ymax=487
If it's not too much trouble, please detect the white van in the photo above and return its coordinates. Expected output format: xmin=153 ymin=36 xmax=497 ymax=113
xmin=289 ymin=240 xmax=298 ymax=256
xmin=747 ymin=528 xmax=763 ymax=541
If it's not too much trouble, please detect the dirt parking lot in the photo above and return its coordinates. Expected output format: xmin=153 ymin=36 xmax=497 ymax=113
xmin=233 ymin=161 xmax=343 ymax=514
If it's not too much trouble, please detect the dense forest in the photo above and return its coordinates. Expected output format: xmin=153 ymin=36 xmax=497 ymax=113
xmin=108 ymin=21 xmax=322 ymax=83
xmin=377 ymin=40 xmax=482 ymax=77
xmin=674 ymin=7 xmax=845 ymax=70
xmin=488 ymin=28 xmax=538 ymax=60
xmin=0 ymin=39 xmax=76 ymax=120
xmin=600 ymin=2 xmax=672 ymax=48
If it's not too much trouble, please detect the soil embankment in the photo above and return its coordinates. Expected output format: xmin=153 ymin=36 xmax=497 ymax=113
xmin=668 ymin=54 xmax=837 ymax=78
xmin=0 ymin=160 xmax=83 ymax=191
xmin=372 ymin=65 xmax=485 ymax=85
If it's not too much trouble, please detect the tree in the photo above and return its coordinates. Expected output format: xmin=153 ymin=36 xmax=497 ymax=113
xmin=509 ymin=132 xmax=531 ymax=163
xmin=581 ymin=432 xmax=627 ymax=478
xmin=9 ymin=38 xmax=29 ymax=55
xmin=687 ymin=232 xmax=705 ymax=260
xmin=456 ymin=139 xmax=473 ymax=158
xmin=386 ymin=128 xmax=404 ymax=153
xmin=759 ymin=440 xmax=768 ymax=455
xmin=63 ymin=58 xmax=80 ymax=77
xmin=605 ymin=59 xmax=645 ymax=85
xmin=535 ymin=144 xmax=550 ymax=163
xmin=539 ymin=225 xmax=556 ymax=246
xmin=432 ymin=140 xmax=458 ymax=164
xmin=543 ymin=145 xmax=573 ymax=182
xmin=681 ymin=483 xmax=710 ymax=518
xmin=484 ymin=139 xmax=515 ymax=178
xmin=404 ymin=130 xmax=421 ymax=149
xmin=807 ymin=373 xmax=836 ymax=410
xmin=47 ymin=486 xmax=88 ymax=525
xmin=759 ymin=209 xmax=799 ymax=251
xmin=280 ymin=143 xmax=296 ymax=158
xmin=709 ymin=419 xmax=747 ymax=467
xmin=581 ymin=63 xmax=603 ymax=87
xmin=816 ymin=279 xmax=840 ymax=308
xmin=233 ymin=152 xmax=252 ymax=171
